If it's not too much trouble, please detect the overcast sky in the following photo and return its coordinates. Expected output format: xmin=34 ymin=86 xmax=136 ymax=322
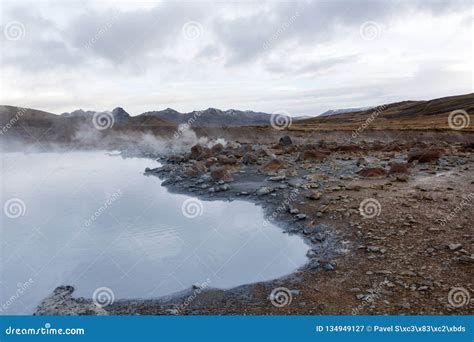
xmin=0 ymin=0 xmax=472 ymax=116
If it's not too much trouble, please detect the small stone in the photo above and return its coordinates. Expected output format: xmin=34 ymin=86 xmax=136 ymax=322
xmin=376 ymin=270 xmax=392 ymax=275
xmin=295 ymin=214 xmax=307 ymax=220
xmin=268 ymin=175 xmax=286 ymax=181
xmin=322 ymin=261 xmax=336 ymax=271
xmin=306 ymin=191 xmax=322 ymax=200
xmin=219 ymin=184 xmax=230 ymax=191
xmin=457 ymin=255 xmax=474 ymax=263
xmin=256 ymin=187 xmax=274 ymax=196
xmin=289 ymin=207 xmax=300 ymax=214
xmin=399 ymin=302 xmax=411 ymax=309
xmin=448 ymin=243 xmax=462 ymax=251
xmin=313 ymin=232 xmax=326 ymax=242
xmin=279 ymin=135 xmax=293 ymax=146
xmin=366 ymin=246 xmax=381 ymax=253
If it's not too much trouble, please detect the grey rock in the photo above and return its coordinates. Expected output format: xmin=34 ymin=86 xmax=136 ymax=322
xmin=295 ymin=214 xmax=307 ymax=220
xmin=322 ymin=261 xmax=336 ymax=271
xmin=256 ymin=187 xmax=274 ymax=196
xmin=447 ymin=243 xmax=462 ymax=251
xmin=289 ymin=207 xmax=300 ymax=214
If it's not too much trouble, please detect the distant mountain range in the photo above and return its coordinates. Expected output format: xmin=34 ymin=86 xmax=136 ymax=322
xmin=2 ymin=93 xmax=473 ymax=142
xmin=139 ymin=108 xmax=277 ymax=127
xmin=59 ymin=107 xmax=289 ymax=127
xmin=59 ymin=106 xmax=377 ymax=126
xmin=61 ymin=107 xmax=131 ymax=123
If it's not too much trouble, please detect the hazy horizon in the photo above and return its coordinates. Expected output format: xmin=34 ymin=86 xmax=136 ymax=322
xmin=2 ymin=91 xmax=474 ymax=118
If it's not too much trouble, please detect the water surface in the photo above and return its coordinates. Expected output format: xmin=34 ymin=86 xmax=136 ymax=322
xmin=0 ymin=151 xmax=308 ymax=314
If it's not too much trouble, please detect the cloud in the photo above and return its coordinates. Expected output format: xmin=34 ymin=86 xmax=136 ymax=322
xmin=0 ymin=0 xmax=472 ymax=116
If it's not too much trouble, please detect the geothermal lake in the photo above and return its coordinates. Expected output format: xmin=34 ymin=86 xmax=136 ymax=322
xmin=0 ymin=151 xmax=308 ymax=314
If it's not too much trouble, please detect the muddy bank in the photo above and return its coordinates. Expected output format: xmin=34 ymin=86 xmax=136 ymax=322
xmin=36 ymin=137 xmax=473 ymax=315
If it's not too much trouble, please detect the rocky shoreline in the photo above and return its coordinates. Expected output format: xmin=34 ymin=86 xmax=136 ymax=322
xmin=36 ymin=136 xmax=474 ymax=315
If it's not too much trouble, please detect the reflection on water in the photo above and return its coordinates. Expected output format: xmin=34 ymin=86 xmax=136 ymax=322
xmin=0 ymin=151 xmax=308 ymax=314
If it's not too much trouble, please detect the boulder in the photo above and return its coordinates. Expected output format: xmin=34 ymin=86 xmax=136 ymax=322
xmin=389 ymin=162 xmax=409 ymax=174
xmin=279 ymin=135 xmax=293 ymax=146
xmin=210 ymin=143 xmax=224 ymax=155
xmin=210 ymin=167 xmax=234 ymax=182
xmin=337 ymin=145 xmax=363 ymax=153
xmin=167 ymin=154 xmax=186 ymax=163
xmin=227 ymin=141 xmax=241 ymax=149
xmin=358 ymin=167 xmax=387 ymax=177
xmin=204 ymin=157 xmax=218 ymax=167
xmin=382 ymin=143 xmax=406 ymax=152
xmin=356 ymin=157 xmax=368 ymax=167
xmin=232 ymin=148 xmax=244 ymax=158
xmin=183 ymin=167 xmax=199 ymax=178
xmin=193 ymin=161 xmax=207 ymax=173
xmin=256 ymin=187 xmax=274 ymax=196
xmin=242 ymin=152 xmax=258 ymax=164
xmin=407 ymin=149 xmax=441 ymax=163
xmin=298 ymin=150 xmax=327 ymax=161
xmin=190 ymin=144 xmax=211 ymax=160
xmin=306 ymin=191 xmax=322 ymax=200
xmin=218 ymin=154 xmax=238 ymax=165
xmin=261 ymin=158 xmax=285 ymax=172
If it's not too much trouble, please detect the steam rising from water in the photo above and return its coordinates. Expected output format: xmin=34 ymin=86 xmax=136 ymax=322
xmin=1 ymin=119 xmax=227 ymax=154
xmin=70 ymin=124 xmax=227 ymax=155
